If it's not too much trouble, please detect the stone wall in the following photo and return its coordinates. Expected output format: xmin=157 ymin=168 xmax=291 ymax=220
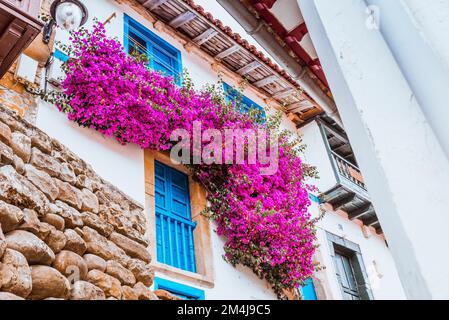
xmin=0 ymin=105 xmax=159 ymax=300
xmin=0 ymin=71 xmax=40 ymax=125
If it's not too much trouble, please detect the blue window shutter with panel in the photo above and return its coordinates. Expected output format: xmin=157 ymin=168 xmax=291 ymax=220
xmin=223 ymin=83 xmax=266 ymax=123
xmin=154 ymin=277 xmax=205 ymax=300
xmin=301 ymin=278 xmax=318 ymax=300
xmin=53 ymin=49 xmax=69 ymax=62
xmin=124 ymin=15 xmax=182 ymax=85
xmin=155 ymin=161 xmax=196 ymax=272
xmin=308 ymin=193 xmax=321 ymax=204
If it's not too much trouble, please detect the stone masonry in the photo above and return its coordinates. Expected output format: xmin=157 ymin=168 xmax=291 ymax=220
xmin=0 ymin=104 xmax=161 ymax=300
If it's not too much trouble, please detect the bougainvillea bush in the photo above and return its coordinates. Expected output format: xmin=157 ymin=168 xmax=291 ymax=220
xmin=46 ymin=22 xmax=318 ymax=296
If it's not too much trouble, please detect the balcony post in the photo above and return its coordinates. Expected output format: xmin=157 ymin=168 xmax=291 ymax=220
xmin=298 ymin=0 xmax=449 ymax=299
xmin=318 ymin=123 xmax=342 ymax=186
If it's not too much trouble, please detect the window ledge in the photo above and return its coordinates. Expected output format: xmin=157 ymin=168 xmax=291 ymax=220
xmin=153 ymin=262 xmax=215 ymax=289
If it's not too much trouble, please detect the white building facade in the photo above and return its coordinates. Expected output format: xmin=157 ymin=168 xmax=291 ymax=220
xmin=295 ymin=0 xmax=449 ymax=300
xmin=32 ymin=0 xmax=406 ymax=300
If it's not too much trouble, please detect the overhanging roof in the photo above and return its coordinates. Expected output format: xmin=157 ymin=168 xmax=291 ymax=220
xmin=133 ymin=0 xmax=324 ymax=123
xmin=241 ymin=0 xmax=330 ymax=93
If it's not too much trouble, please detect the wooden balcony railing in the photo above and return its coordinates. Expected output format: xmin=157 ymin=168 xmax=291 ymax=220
xmin=330 ymin=151 xmax=367 ymax=191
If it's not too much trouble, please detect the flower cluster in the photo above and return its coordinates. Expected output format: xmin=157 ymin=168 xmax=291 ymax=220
xmin=50 ymin=22 xmax=317 ymax=295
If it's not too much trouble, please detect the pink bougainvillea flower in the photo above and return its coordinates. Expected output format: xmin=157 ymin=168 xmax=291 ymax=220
xmin=53 ymin=22 xmax=317 ymax=295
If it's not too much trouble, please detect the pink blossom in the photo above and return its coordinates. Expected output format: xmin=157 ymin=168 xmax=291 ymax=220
xmin=55 ymin=23 xmax=317 ymax=294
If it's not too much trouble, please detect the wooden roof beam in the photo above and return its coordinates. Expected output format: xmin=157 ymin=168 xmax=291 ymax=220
xmin=331 ymin=193 xmax=356 ymax=211
xmin=237 ymin=61 xmax=261 ymax=75
xmin=287 ymin=100 xmax=314 ymax=112
xmin=287 ymin=113 xmax=303 ymax=124
xmin=369 ymin=220 xmax=381 ymax=227
xmin=142 ymin=0 xmax=169 ymax=10
xmin=273 ymin=88 xmax=295 ymax=100
xmin=288 ymin=23 xmax=308 ymax=42
xmin=252 ymin=75 xmax=278 ymax=87
xmin=193 ymin=28 xmax=218 ymax=45
xmin=169 ymin=11 xmax=196 ymax=29
xmin=320 ymin=186 xmax=342 ymax=203
xmin=256 ymin=0 xmax=278 ymax=9
xmin=319 ymin=120 xmax=350 ymax=144
xmin=333 ymin=142 xmax=350 ymax=153
xmin=215 ymin=44 xmax=240 ymax=59
xmin=300 ymin=108 xmax=323 ymax=120
xmin=349 ymin=204 xmax=374 ymax=220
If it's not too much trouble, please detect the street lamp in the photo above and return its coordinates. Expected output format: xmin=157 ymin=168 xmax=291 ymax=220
xmin=43 ymin=0 xmax=89 ymax=43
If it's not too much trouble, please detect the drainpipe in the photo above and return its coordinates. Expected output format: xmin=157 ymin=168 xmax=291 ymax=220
xmin=217 ymin=0 xmax=343 ymax=127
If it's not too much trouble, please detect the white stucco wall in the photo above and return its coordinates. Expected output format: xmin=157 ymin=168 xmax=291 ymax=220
xmin=35 ymin=101 xmax=145 ymax=205
xmin=298 ymin=0 xmax=449 ymax=299
xmin=299 ymin=121 xmax=406 ymax=300
xmin=300 ymin=121 xmax=338 ymax=194
xmin=367 ymin=0 xmax=449 ymax=160
xmin=309 ymin=202 xmax=406 ymax=300
xmin=35 ymin=0 xmax=406 ymax=300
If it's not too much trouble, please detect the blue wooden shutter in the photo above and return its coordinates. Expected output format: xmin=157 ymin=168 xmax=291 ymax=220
xmin=301 ymin=278 xmax=318 ymax=300
xmin=151 ymin=45 xmax=178 ymax=80
xmin=223 ymin=83 xmax=266 ymax=123
xmin=154 ymin=277 xmax=205 ymax=300
xmin=335 ymin=252 xmax=361 ymax=300
xmin=53 ymin=49 xmax=69 ymax=62
xmin=124 ymin=15 xmax=182 ymax=85
xmin=155 ymin=161 xmax=196 ymax=272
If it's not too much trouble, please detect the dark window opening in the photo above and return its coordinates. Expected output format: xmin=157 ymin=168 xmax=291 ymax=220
xmin=327 ymin=232 xmax=374 ymax=300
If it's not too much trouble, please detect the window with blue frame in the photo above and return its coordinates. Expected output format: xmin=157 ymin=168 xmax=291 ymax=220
xmin=300 ymin=278 xmax=318 ymax=300
xmin=223 ymin=83 xmax=266 ymax=123
xmin=124 ymin=15 xmax=183 ymax=85
xmin=154 ymin=161 xmax=197 ymax=272
xmin=53 ymin=49 xmax=69 ymax=63
xmin=154 ymin=277 xmax=205 ymax=300
xmin=308 ymin=193 xmax=321 ymax=204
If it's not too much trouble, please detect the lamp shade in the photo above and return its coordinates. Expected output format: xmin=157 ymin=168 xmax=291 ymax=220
xmin=50 ymin=0 xmax=88 ymax=31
